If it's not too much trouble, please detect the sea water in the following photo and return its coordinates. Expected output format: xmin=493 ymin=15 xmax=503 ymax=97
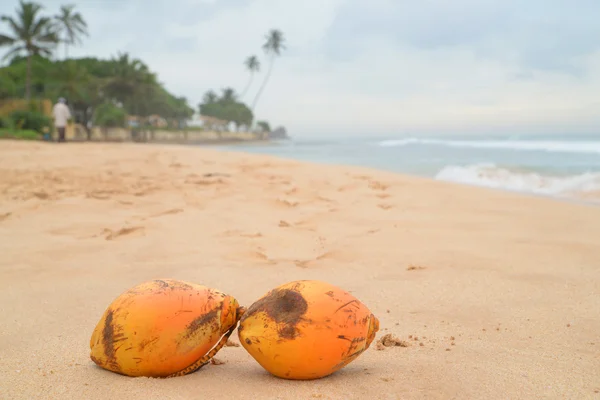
xmin=216 ymin=134 xmax=600 ymax=202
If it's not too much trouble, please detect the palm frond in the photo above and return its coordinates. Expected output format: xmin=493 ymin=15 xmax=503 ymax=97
xmin=1 ymin=16 xmax=23 ymax=38
xmin=1 ymin=44 xmax=25 ymax=61
xmin=0 ymin=33 xmax=16 ymax=47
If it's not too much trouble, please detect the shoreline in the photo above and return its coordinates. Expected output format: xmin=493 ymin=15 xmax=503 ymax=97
xmin=25 ymin=138 xmax=600 ymax=207
xmin=206 ymin=140 xmax=600 ymax=207
xmin=2 ymin=140 xmax=600 ymax=399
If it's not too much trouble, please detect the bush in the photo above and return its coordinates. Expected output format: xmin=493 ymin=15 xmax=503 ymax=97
xmin=94 ymin=103 xmax=126 ymax=128
xmin=9 ymin=109 xmax=52 ymax=133
xmin=0 ymin=116 xmax=13 ymax=129
xmin=0 ymin=129 xmax=40 ymax=140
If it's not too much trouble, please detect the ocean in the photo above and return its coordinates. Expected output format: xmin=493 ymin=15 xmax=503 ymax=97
xmin=216 ymin=134 xmax=600 ymax=203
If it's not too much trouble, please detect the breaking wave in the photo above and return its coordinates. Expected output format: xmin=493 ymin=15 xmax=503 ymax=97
xmin=434 ymin=163 xmax=600 ymax=196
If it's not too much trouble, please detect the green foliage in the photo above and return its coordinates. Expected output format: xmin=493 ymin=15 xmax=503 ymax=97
xmin=0 ymin=75 xmax=17 ymax=99
xmin=0 ymin=54 xmax=195 ymax=131
xmin=1 ymin=3 xmax=285 ymax=140
xmin=256 ymin=120 xmax=271 ymax=132
xmin=199 ymin=88 xmax=253 ymax=129
xmin=0 ymin=116 xmax=13 ymax=129
xmin=0 ymin=128 xmax=40 ymax=140
xmin=9 ymin=109 xmax=51 ymax=133
xmin=251 ymin=29 xmax=286 ymax=110
xmin=93 ymin=102 xmax=126 ymax=128
xmin=53 ymin=4 xmax=88 ymax=59
xmin=0 ymin=1 xmax=61 ymax=99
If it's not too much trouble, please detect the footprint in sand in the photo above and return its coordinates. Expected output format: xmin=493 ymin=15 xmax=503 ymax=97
xmin=103 ymin=226 xmax=145 ymax=241
xmin=32 ymin=191 xmax=50 ymax=200
xmin=274 ymin=198 xmax=299 ymax=208
xmin=185 ymin=177 xmax=227 ymax=186
xmin=369 ymin=181 xmax=389 ymax=191
xmin=316 ymin=196 xmax=336 ymax=203
xmin=86 ymin=190 xmax=118 ymax=200
xmin=244 ymin=249 xmax=276 ymax=265
xmin=0 ymin=212 xmax=12 ymax=222
xmin=150 ymin=208 xmax=184 ymax=218
xmin=293 ymin=251 xmax=338 ymax=269
xmin=220 ymin=229 xmax=263 ymax=238
xmin=378 ymin=204 xmax=394 ymax=210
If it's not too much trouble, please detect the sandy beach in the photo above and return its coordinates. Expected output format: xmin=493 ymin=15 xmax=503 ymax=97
xmin=1 ymin=140 xmax=599 ymax=400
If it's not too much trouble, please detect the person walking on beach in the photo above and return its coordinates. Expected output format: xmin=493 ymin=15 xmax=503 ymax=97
xmin=52 ymin=97 xmax=71 ymax=143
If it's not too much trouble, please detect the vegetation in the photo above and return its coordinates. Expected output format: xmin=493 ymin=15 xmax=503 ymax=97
xmin=0 ymin=1 xmax=59 ymax=100
xmin=256 ymin=120 xmax=271 ymax=132
xmin=198 ymin=88 xmax=253 ymax=130
xmin=0 ymin=128 xmax=40 ymax=140
xmin=241 ymin=55 xmax=260 ymax=99
xmin=9 ymin=108 xmax=51 ymax=132
xmin=53 ymin=4 xmax=88 ymax=60
xmin=251 ymin=29 xmax=286 ymax=112
xmin=0 ymin=1 xmax=287 ymax=140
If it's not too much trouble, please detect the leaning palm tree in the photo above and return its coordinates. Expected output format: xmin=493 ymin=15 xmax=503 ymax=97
xmin=53 ymin=4 xmax=88 ymax=60
xmin=241 ymin=55 xmax=260 ymax=98
xmin=0 ymin=0 xmax=59 ymax=100
xmin=251 ymin=29 xmax=285 ymax=112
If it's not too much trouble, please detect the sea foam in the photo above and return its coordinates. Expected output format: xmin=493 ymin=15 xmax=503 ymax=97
xmin=435 ymin=163 xmax=600 ymax=196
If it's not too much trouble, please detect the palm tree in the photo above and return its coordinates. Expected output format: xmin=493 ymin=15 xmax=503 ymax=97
xmin=51 ymin=60 xmax=90 ymax=103
xmin=241 ymin=55 xmax=260 ymax=98
xmin=53 ymin=4 xmax=88 ymax=60
xmin=202 ymin=90 xmax=218 ymax=104
xmin=0 ymin=1 xmax=59 ymax=100
xmin=103 ymin=52 xmax=153 ymax=107
xmin=251 ymin=29 xmax=285 ymax=112
xmin=220 ymin=87 xmax=237 ymax=103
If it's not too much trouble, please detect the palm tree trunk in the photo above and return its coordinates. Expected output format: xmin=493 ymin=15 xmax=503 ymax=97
xmin=240 ymin=73 xmax=254 ymax=99
xmin=251 ymin=55 xmax=275 ymax=112
xmin=25 ymin=53 xmax=32 ymax=101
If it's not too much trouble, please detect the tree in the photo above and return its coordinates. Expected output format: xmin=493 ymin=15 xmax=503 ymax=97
xmin=51 ymin=60 xmax=90 ymax=102
xmin=256 ymin=120 xmax=271 ymax=133
xmin=0 ymin=1 xmax=59 ymax=100
xmin=251 ymin=29 xmax=285 ymax=112
xmin=241 ymin=55 xmax=260 ymax=99
xmin=219 ymin=87 xmax=237 ymax=103
xmin=202 ymin=90 xmax=217 ymax=104
xmin=103 ymin=52 xmax=157 ymax=116
xmin=53 ymin=4 xmax=88 ymax=60
xmin=199 ymin=88 xmax=253 ymax=131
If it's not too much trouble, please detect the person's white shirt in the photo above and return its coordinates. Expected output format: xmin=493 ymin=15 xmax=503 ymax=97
xmin=52 ymin=102 xmax=71 ymax=128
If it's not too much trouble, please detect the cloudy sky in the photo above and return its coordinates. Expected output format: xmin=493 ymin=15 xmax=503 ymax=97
xmin=2 ymin=0 xmax=599 ymax=136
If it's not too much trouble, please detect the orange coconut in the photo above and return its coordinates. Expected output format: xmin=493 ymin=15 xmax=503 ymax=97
xmin=238 ymin=280 xmax=379 ymax=380
xmin=89 ymin=279 xmax=244 ymax=378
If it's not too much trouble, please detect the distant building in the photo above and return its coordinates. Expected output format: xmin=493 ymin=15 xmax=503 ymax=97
xmin=126 ymin=115 xmax=140 ymax=128
xmin=186 ymin=113 xmax=234 ymax=131
xmin=148 ymin=114 xmax=168 ymax=128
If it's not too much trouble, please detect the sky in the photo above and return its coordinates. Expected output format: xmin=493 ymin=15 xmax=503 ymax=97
xmin=1 ymin=0 xmax=599 ymax=137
